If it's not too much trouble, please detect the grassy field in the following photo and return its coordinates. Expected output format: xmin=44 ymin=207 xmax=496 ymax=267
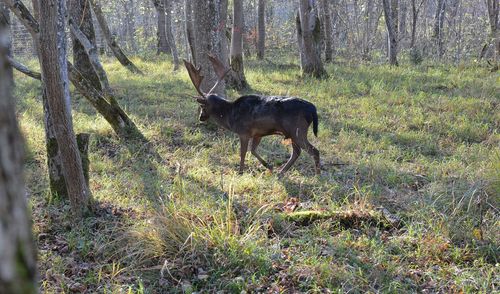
xmin=16 ymin=56 xmax=499 ymax=293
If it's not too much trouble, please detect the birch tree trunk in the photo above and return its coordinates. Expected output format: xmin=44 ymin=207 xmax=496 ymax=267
xmin=192 ymin=0 xmax=227 ymax=94
xmin=383 ymin=0 xmax=399 ymax=65
xmin=227 ymin=0 xmax=248 ymax=90
xmin=298 ymin=0 xmax=327 ymax=78
xmin=257 ymin=0 xmax=265 ymax=59
xmin=39 ymin=0 xmax=91 ymax=216
xmin=0 ymin=15 xmax=37 ymax=294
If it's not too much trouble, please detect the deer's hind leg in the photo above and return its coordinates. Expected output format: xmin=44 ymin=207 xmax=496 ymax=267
xmin=251 ymin=136 xmax=272 ymax=171
xmin=278 ymin=142 xmax=301 ymax=176
xmin=295 ymin=123 xmax=321 ymax=175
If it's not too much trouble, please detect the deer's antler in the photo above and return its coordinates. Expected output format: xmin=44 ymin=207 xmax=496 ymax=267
xmin=207 ymin=54 xmax=231 ymax=95
xmin=183 ymin=59 xmax=205 ymax=97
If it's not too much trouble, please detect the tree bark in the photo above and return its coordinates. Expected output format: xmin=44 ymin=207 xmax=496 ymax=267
xmin=69 ymin=0 xmax=101 ymax=90
xmin=383 ymin=0 xmax=399 ymax=65
xmin=184 ymin=0 xmax=196 ymax=63
xmin=164 ymin=0 xmax=179 ymax=70
xmin=227 ymin=0 xmax=248 ymax=90
xmin=433 ymin=0 xmax=446 ymax=59
xmin=7 ymin=56 xmax=41 ymax=80
xmin=0 ymin=14 xmax=37 ymax=294
xmin=69 ymin=19 xmax=112 ymax=94
xmin=257 ymin=0 xmax=265 ymax=59
xmin=298 ymin=0 xmax=327 ymax=78
xmin=320 ymin=0 xmax=333 ymax=62
xmin=152 ymin=0 xmax=170 ymax=54
xmin=410 ymin=0 xmax=426 ymax=49
xmin=0 ymin=3 xmax=13 ymax=84
xmin=39 ymin=0 xmax=91 ymax=216
xmin=192 ymin=0 xmax=227 ymax=94
xmin=89 ymin=0 xmax=143 ymax=75
xmin=487 ymin=0 xmax=499 ymax=62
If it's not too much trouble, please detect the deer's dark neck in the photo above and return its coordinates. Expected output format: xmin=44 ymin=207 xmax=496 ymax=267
xmin=210 ymin=99 xmax=234 ymax=130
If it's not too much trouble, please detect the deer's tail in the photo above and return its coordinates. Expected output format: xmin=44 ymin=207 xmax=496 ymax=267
xmin=312 ymin=108 xmax=318 ymax=137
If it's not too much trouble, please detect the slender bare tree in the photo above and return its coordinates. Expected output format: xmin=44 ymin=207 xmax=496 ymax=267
xmin=433 ymin=0 xmax=446 ymax=58
xmin=184 ymin=0 xmax=196 ymax=63
xmin=257 ymin=0 xmax=265 ymax=59
xmin=383 ymin=0 xmax=399 ymax=65
xmin=0 ymin=13 xmax=37 ymax=294
xmin=39 ymin=0 xmax=91 ymax=216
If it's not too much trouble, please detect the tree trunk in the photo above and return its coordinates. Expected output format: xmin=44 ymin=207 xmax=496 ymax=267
xmin=487 ymin=0 xmax=499 ymax=62
xmin=39 ymin=0 xmax=91 ymax=216
xmin=383 ymin=0 xmax=399 ymax=65
xmin=227 ymin=0 xmax=248 ymax=90
xmin=69 ymin=0 xmax=101 ymax=91
xmin=152 ymin=0 xmax=170 ymax=54
xmin=69 ymin=20 xmax=112 ymax=95
xmin=257 ymin=0 xmax=265 ymax=59
xmin=363 ymin=0 xmax=375 ymax=59
xmin=89 ymin=0 xmax=143 ymax=75
xmin=5 ymin=0 xmax=146 ymax=143
xmin=124 ymin=0 xmax=138 ymax=53
xmin=399 ymin=0 xmax=407 ymax=45
xmin=184 ymin=0 xmax=196 ymax=63
xmin=298 ymin=0 xmax=327 ymax=78
xmin=164 ymin=0 xmax=179 ymax=70
xmin=433 ymin=0 xmax=446 ymax=59
xmin=0 ymin=3 xmax=13 ymax=84
xmin=320 ymin=0 xmax=333 ymax=62
xmin=0 ymin=14 xmax=38 ymax=294
xmin=192 ymin=0 xmax=227 ymax=94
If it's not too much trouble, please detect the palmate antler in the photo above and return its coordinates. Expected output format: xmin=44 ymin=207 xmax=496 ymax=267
xmin=183 ymin=54 xmax=231 ymax=99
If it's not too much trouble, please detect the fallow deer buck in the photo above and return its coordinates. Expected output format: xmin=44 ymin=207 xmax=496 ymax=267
xmin=184 ymin=55 xmax=320 ymax=176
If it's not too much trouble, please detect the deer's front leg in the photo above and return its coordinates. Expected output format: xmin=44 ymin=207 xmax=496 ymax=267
xmin=239 ymin=136 xmax=250 ymax=174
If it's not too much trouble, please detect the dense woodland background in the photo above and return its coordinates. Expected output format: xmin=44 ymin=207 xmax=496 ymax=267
xmin=0 ymin=0 xmax=499 ymax=293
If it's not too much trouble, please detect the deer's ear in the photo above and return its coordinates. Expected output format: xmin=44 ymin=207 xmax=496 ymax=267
xmin=196 ymin=97 xmax=207 ymax=105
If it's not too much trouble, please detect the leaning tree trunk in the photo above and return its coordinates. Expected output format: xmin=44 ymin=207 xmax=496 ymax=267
xmin=69 ymin=0 xmax=101 ymax=90
xmin=257 ymin=0 xmax=265 ymax=59
xmin=320 ymin=0 xmax=333 ymax=62
xmin=298 ymin=0 xmax=327 ymax=78
xmin=89 ymin=0 xmax=143 ymax=75
xmin=192 ymin=0 xmax=227 ymax=94
xmin=184 ymin=0 xmax=196 ymax=63
xmin=39 ymin=0 xmax=91 ymax=216
xmin=164 ymin=0 xmax=179 ymax=70
xmin=227 ymin=0 xmax=248 ymax=90
xmin=383 ymin=0 xmax=399 ymax=66
xmin=0 ymin=14 xmax=37 ymax=294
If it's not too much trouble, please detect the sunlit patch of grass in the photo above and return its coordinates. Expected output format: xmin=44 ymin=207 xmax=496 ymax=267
xmin=16 ymin=56 xmax=499 ymax=292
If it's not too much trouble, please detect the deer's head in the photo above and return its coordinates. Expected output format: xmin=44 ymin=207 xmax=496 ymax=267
xmin=183 ymin=55 xmax=229 ymax=122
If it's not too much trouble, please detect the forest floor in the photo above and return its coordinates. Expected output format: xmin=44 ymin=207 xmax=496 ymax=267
xmin=17 ymin=55 xmax=499 ymax=293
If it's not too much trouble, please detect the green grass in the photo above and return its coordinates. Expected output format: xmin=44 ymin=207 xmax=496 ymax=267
xmin=17 ymin=56 xmax=499 ymax=293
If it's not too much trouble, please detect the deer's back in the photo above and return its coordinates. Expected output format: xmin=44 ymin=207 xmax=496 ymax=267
xmin=229 ymin=95 xmax=317 ymax=137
